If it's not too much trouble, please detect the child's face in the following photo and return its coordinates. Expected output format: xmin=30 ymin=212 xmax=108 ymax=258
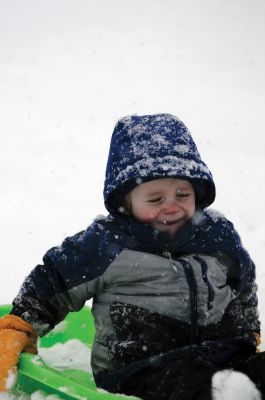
xmin=126 ymin=178 xmax=195 ymax=236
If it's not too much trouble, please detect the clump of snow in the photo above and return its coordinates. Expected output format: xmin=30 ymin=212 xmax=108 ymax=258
xmin=192 ymin=210 xmax=204 ymax=225
xmin=31 ymin=356 xmax=44 ymax=366
xmin=57 ymin=387 xmax=69 ymax=394
xmin=94 ymin=214 xmax=107 ymax=221
xmin=174 ymin=144 xmax=190 ymax=154
xmin=0 ymin=390 xmax=64 ymax=400
xmin=115 ymin=155 xmax=211 ymax=184
xmin=31 ymin=391 xmax=62 ymax=400
xmin=212 ymin=369 xmax=261 ymax=400
xmin=205 ymin=208 xmax=226 ymax=223
xmin=4 ymin=370 xmax=17 ymax=392
xmin=0 ymin=392 xmax=28 ymax=400
xmin=38 ymin=339 xmax=92 ymax=372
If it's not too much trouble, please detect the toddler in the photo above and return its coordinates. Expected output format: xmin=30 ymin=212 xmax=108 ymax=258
xmin=0 ymin=114 xmax=263 ymax=399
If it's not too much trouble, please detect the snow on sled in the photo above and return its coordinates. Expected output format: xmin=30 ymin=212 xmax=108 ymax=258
xmin=0 ymin=305 xmax=135 ymax=400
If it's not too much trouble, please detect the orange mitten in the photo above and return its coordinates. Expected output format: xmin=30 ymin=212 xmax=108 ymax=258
xmin=0 ymin=315 xmax=37 ymax=391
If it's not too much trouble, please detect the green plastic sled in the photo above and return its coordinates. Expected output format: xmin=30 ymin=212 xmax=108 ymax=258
xmin=0 ymin=305 xmax=135 ymax=399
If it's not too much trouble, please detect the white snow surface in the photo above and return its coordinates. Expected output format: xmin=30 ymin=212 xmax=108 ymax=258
xmin=38 ymin=339 xmax=92 ymax=372
xmin=4 ymin=371 xmax=17 ymax=392
xmin=0 ymin=0 xmax=265 ymax=398
xmin=212 ymin=370 xmax=261 ymax=400
xmin=0 ymin=390 xmax=63 ymax=400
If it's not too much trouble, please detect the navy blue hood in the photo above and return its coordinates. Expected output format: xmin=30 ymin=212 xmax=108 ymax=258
xmin=104 ymin=114 xmax=215 ymax=212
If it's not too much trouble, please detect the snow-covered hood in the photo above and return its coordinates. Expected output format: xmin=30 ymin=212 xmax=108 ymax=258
xmin=103 ymin=113 xmax=215 ymax=212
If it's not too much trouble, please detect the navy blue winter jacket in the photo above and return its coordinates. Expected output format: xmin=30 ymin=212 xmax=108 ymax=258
xmin=11 ymin=114 xmax=260 ymax=389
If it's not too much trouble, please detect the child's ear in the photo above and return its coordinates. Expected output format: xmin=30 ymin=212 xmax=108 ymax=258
xmin=123 ymin=193 xmax=132 ymax=216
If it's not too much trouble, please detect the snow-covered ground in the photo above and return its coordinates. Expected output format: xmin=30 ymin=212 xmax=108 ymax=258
xmin=0 ymin=0 xmax=265 ymax=389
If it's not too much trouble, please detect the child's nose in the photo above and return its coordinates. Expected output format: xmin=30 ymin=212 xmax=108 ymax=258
xmin=164 ymin=200 xmax=180 ymax=214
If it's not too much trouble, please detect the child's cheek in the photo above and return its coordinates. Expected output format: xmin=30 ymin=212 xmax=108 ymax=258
xmin=140 ymin=210 xmax=156 ymax=222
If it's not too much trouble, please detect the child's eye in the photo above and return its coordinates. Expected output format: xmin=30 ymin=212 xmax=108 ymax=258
xmin=176 ymin=192 xmax=190 ymax=198
xmin=147 ymin=197 xmax=162 ymax=203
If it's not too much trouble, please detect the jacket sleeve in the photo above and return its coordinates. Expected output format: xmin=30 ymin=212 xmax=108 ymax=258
xmin=204 ymin=210 xmax=260 ymax=338
xmin=238 ymin=263 xmax=260 ymax=335
xmin=11 ymin=221 xmax=105 ymax=336
xmin=226 ymin=220 xmax=260 ymax=337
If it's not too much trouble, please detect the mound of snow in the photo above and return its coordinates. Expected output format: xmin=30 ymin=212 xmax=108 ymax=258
xmin=212 ymin=369 xmax=261 ymax=400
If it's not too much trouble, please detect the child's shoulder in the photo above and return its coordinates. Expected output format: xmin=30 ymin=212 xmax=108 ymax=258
xmin=70 ymin=214 xmax=117 ymax=244
xmin=196 ymin=207 xmax=234 ymax=226
xmin=203 ymin=208 xmax=228 ymax=223
xmin=43 ymin=214 xmax=121 ymax=264
xmin=195 ymin=208 xmax=237 ymax=236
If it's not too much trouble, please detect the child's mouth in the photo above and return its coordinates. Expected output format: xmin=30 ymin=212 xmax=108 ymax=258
xmin=160 ymin=219 xmax=182 ymax=226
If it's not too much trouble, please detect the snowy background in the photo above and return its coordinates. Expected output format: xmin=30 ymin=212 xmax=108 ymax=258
xmin=0 ymin=0 xmax=264 ymax=346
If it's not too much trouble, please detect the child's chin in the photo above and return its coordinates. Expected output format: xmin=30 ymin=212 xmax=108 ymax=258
xmin=154 ymin=223 xmax=181 ymax=236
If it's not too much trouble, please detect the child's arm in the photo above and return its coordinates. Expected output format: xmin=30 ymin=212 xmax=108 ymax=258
xmin=229 ymin=227 xmax=260 ymax=344
xmin=10 ymin=220 xmax=104 ymax=336
xmin=205 ymin=211 xmax=260 ymax=346
xmin=238 ymin=277 xmax=260 ymax=346
xmin=0 ymin=217 xmax=108 ymax=391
